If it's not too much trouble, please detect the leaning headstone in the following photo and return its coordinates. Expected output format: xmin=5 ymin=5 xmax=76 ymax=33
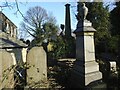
xmin=26 ymin=46 xmax=48 ymax=88
xmin=0 ymin=49 xmax=14 ymax=89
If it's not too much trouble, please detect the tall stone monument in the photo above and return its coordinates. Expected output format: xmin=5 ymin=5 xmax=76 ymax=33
xmin=70 ymin=2 xmax=102 ymax=88
xmin=65 ymin=3 xmax=71 ymax=37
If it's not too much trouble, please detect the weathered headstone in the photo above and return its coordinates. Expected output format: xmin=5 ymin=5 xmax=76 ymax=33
xmin=26 ymin=46 xmax=47 ymax=87
xmin=0 ymin=49 xmax=14 ymax=89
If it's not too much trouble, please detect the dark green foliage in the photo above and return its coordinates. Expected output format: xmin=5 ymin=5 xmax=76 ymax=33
xmin=47 ymin=36 xmax=65 ymax=59
xmin=110 ymin=2 xmax=120 ymax=35
xmin=47 ymin=60 xmax=73 ymax=88
xmin=108 ymin=35 xmax=119 ymax=54
xmin=48 ymin=36 xmax=76 ymax=59
xmin=86 ymin=2 xmax=111 ymax=54
xmin=109 ymin=1 xmax=120 ymax=56
xmin=43 ymin=23 xmax=58 ymax=38
xmin=110 ymin=2 xmax=120 ymax=88
xmin=54 ymin=66 xmax=71 ymax=87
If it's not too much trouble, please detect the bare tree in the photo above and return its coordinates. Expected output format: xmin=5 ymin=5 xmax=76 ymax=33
xmin=20 ymin=6 xmax=58 ymax=45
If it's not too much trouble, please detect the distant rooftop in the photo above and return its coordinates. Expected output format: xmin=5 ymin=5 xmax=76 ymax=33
xmin=0 ymin=32 xmax=27 ymax=49
xmin=0 ymin=11 xmax=17 ymax=28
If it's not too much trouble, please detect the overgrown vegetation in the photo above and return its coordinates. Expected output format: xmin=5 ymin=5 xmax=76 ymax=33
xmin=1 ymin=60 xmax=73 ymax=89
xmin=47 ymin=36 xmax=76 ymax=60
xmin=86 ymin=2 xmax=111 ymax=54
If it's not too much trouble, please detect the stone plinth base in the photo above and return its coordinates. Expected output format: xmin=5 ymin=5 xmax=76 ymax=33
xmin=70 ymin=60 xmax=102 ymax=88
xmin=71 ymin=19 xmax=102 ymax=88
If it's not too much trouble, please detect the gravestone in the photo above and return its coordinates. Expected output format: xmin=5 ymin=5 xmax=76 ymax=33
xmin=0 ymin=49 xmax=14 ymax=89
xmin=26 ymin=46 xmax=47 ymax=87
xmin=70 ymin=2 xmax=102 ymax=88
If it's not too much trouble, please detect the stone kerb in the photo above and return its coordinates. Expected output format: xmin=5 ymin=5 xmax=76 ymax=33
xmin=26 ymin=46 xmax=47 ymax=87
xmin=0 ymin=49 xmax=14 ymax=89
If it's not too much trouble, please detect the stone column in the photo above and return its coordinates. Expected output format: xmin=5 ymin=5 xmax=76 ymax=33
xmin=14 ymin=28 xmax=17 ymax=39
xmin=65 ymin=4 xmax=71 ymax=37
xmin=10 ymin=25 xmax=13 ymax=37
xmin=0 ymin=19 xmax=2 ymax=30
xmin=6 ymin=23 xmax=10 ymax=34
xmin=70 ymin=20 xmax=102 ymax=88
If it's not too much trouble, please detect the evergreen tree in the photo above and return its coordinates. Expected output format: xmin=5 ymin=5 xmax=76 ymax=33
xmin=110 ymin=1 xmax=120 ymax=35
xmin=110 ymin=2 xmax=120 ymax=80
xmin=86 ymin=2 xmax=111 ymax=54
xmin=109 ymin=1 xmax=120 ymax=55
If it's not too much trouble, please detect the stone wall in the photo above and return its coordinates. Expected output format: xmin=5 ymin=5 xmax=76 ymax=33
xmin=6 ymin=48 xmax=27 ymax=65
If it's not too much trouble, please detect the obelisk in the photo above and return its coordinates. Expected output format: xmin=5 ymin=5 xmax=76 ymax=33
xmin=65 ymin=3 xmax=71 ymax=37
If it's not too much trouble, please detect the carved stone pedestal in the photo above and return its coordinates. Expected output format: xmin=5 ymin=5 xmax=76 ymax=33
xmin=70 ymin=20 xmax=102 ymax=88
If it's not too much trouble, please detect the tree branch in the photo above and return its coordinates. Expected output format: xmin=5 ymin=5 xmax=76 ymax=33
xmin=14 ymin=0 xmax=27 ymax=21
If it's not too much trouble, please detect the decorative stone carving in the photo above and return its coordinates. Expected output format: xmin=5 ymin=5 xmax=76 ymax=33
xmin=76 ymin=2 xmax=88 ymax=21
